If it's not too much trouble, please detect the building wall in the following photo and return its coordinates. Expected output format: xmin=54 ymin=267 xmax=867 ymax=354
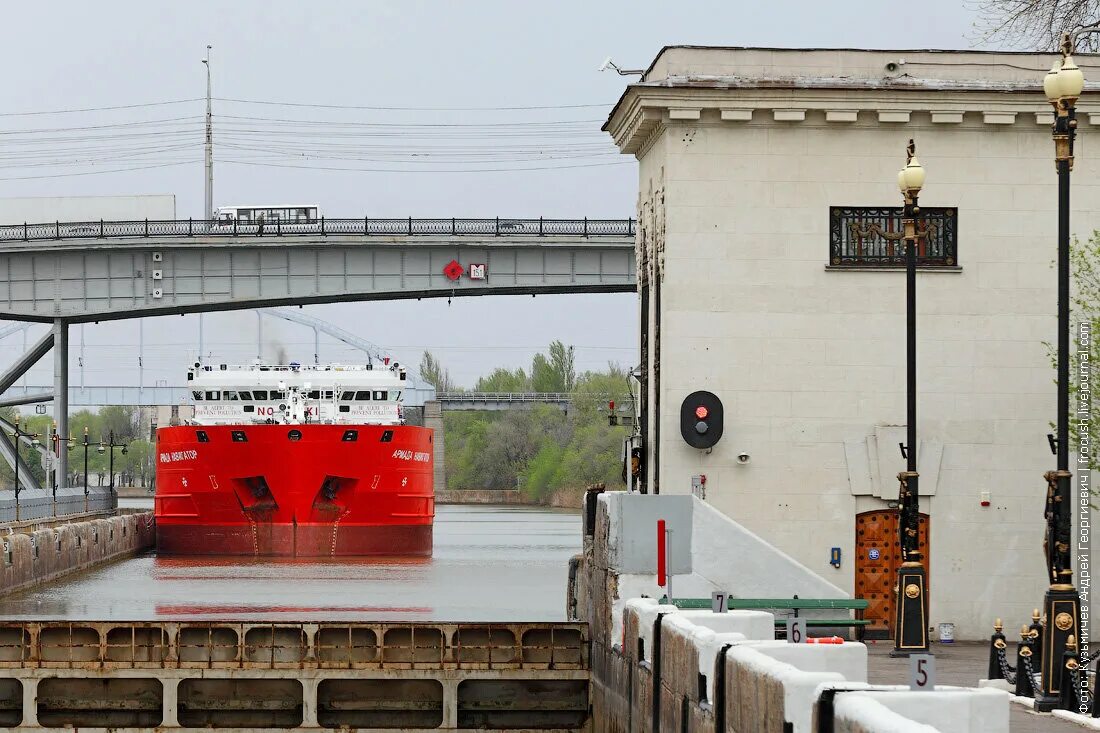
xmin=0 ymin=194 xmax=176 ymax=224
xmin=607 ymin=47 xmax=1100 ymax=637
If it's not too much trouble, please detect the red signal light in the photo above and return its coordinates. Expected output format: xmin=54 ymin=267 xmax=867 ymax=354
xmin=609 ymin=401 xmax=615 ymax=411
xmin=695 ymin=405 xmax=709 ymax=419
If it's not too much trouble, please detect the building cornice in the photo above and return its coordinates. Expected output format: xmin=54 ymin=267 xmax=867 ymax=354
xmin=604 ymin=84 xmax=1100 ymax=154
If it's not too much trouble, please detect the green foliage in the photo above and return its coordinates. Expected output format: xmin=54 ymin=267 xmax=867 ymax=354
xmin=419 ymin=350 xmax=456 ymax=392
xmin=445 ymin=343 xmax=630 ymax=502
xmin=475 ymin=367 xmax=529 ymax=392
xmin=1046 ymin=233 xmax=1100 ymax=473
xmin=0 ymin=406 xmax=148 ymax=490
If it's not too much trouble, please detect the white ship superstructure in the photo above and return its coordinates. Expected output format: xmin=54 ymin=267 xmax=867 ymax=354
xmin=187 ymin=361 xmax=407 ymax=426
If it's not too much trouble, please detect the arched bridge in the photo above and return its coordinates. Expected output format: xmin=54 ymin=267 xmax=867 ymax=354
xmin=0 ymin=217 xmax=636 ymax=323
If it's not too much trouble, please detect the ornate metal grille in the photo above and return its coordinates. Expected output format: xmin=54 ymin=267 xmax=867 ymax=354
xmin=829 ymin=207 xmax=958 ymax=267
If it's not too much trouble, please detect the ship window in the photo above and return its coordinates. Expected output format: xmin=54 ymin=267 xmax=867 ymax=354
xmin=341 ymin=391 xmax=354 ymax=400
xmin=308 ymin=390 xmax=320 ymax=399
xmin=325 ymin=390 xmax=334 ymax=399
xmin=271 ymin=391 xmax=286 ymax=400
xmin=342 ymin=430 xmax=358 ymax=442
xmin=196 ymin=430 xmax=209 ymax=443
xmin=192 ymin=391 xmax=203 ymax=401
xmin=238 ymin=391 xmax=252 ymax=400
xmin=355 ymin=391 xmax=371 ymax=400
xmin=243 ymin=405 xmax=255 ymax=413
xmin=380 ymin=430 xmax=394 ymax=443
xmin=224 ymin=391 xmax=239 ymax=401
xmin=253 ymin=390 xmax=268 ymax=400
xmin=205 ymin=391 xmax=220 ymax=400
xmin=391 ymin=390 xmax=402 ymax=400
xmin=231 ymin=430 xmax=247 ymax=442
xmin=288 ymin=429 xmax=302 ymax=442
xmin=339 ymin=405 xmax=350 ymax=413
xmin=373 ymin=390 xmax=387 ymax=401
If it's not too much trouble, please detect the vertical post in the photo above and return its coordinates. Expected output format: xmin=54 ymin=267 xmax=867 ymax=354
xmin=665 ymin=525 xmax=672 ymax=601
xmin=144 ymin=219 xmax=149 ymax=238
xmin=99 ymin=219 xmax=104 ymax=238
xmin=83 ymin=429 xmax=89 ymax=513
xmin=892 ymin=140 xmax=928 ymax=657
xmin=203 ymin=45 xmax=214 ymax=222
xmin=452 ymin=217 xmax=456 ymax=235
xmin=656 ymin=519 xmax=666 ymax=588
xmin=1037 ymin=42 xmax=1082 ymax=707
xmin=539 ymin=216 xmax=544 ymax=236
xmin=408 ymin=216 xmax=413 ymax=235
xmin=53 ymin=319 xmax=68 ymax=493
xmin=108 ymin=431 xmax=115 ymax=494
xmin=13 ymin=419 xmax=20 ymax=521
xmin=55 ymin=221 xmax=60 ymax=239
xmin=495 ymin=217 xmax=499 ymax=236
xmin=584 ymin=217 xmax=588 ymax=237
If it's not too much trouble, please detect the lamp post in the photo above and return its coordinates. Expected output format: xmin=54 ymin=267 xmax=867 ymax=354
xmin=48 ymin=423 xmax=75 ymax=516
xmin=98 ymin=431 xmax=128 ymax=495
xmin=892 ymin=139 xmax=930 ymax=657
xmin=82 ymin=428 xmax=89 ymax=513
xmin=9 ymin=417 xmax=41 ymax=522
xmin=1035 ymin=32 xmax=1087 ymax=711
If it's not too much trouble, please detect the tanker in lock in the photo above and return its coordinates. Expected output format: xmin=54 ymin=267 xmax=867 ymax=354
xmin=154 ymin=360 xmax=434 ymax=556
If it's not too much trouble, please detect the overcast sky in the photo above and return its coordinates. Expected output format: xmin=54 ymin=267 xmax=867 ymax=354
xmin=1 ymin=0 xmax=989 ymax=390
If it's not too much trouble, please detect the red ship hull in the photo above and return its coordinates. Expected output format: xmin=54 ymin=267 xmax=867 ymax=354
xmin=154 ymin=424 xmax=434 ymax=557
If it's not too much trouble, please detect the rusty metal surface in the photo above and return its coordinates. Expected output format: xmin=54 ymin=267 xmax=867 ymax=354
xmin=0 ymin=620 xmax=589 ymax=671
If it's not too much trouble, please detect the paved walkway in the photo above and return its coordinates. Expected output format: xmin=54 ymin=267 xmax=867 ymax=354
xmin=865 ymin=640 xmax=1084 ymax=732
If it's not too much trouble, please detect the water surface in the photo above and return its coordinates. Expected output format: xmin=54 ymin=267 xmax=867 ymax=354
xmin=0 ymin=505 xmax=580 ymax=622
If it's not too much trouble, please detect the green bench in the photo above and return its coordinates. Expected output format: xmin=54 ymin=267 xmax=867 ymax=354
xmin=667 ymin=596 xmax=871 ymax=641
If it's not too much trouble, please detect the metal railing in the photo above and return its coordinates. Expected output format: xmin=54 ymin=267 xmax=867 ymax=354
xmin=0 ymin=217 xmax=635 ymax=243
xmin=829 ymin=207 xmax=958 ymax=267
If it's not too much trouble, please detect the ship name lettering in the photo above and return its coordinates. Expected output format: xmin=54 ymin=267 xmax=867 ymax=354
xmin=159 ymin=449 xmax=198 ymax=463
xmin=392 ymin=449 xmax=413 ymax=460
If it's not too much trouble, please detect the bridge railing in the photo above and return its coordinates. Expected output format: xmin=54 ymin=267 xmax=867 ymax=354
xmin=0 ymin=217 xmax=635 ymax=243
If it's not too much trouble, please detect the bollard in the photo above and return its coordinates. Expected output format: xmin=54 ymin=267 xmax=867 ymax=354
xmin=1028 ymin=608 xmax=1044 ymax=666
xmin=1059 ymin=634 xmax=1080 ymax=711
xmin=1016 ymin=626 xmax=1036 ymax=697
xmin=988 ymin=618 xmax=1007 ymax=680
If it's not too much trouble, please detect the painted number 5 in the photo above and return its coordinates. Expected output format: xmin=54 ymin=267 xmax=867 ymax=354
xmin=909 ymin=654 xmax=935 ymax=691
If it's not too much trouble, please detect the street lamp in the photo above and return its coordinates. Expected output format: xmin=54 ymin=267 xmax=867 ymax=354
xmin=97 ymin=431 xmax=128 ymax=495
xmin=892 ymin=139 xmax=929 ymax=657
xmin=82 ymin=428 xmax=90 ymax=512
xmin=9 ymin=417 xmax=41 ymax=522
xmin=48 ymin=423 xmax=76 ymax=517
xmin=1035 ymin=32 xmax=1087 ymax=711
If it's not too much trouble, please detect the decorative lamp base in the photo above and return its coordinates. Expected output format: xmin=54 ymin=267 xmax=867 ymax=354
xmin=1034 ymin=585 xmax=1081 ymax=712
xmin=891 ymin=563 xmax=930 ymax=657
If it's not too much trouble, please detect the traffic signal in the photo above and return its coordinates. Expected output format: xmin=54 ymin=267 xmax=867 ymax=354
xmin=680 ymin=391 xmax=724 ymax=449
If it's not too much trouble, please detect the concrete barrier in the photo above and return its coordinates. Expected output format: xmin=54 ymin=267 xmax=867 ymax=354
xmin=578 ymin=491 xmax=1011 ymax=733
xmin=0 ymin=512 xmax=154 ymax=597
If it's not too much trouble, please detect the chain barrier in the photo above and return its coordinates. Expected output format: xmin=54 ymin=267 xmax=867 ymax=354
xmin=1021 ymin=654 xmax=1041 ymax=696
xmin=996 ymin=646 xmax=1017 ymax=685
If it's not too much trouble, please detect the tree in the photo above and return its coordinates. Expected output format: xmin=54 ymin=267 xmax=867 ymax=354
xmin=475 ymin=367 xmax=529 ymax=393
xmin=99 ymin=406 xmax=139 ymax=442
xmin=971 ymin=0 xmax=1100 ymax=51
xmin=1049 ymin=232 xmax=1100 ymax=472
xmin=419 ymin=351 xmax=456 ymax=393
xmin=548 ymin=341 xmax=577 ymax=392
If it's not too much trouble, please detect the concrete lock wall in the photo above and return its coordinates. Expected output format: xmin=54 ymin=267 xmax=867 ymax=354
xmin=0 ymin=620 xmax=590 ymax=730
xmin=591 ymin=598 xmax=1009 ymax=733
xmin=575 ymin=493 xmax=1010 ymax=732
xmin=0 ymin=512 xmax=154 ymax=596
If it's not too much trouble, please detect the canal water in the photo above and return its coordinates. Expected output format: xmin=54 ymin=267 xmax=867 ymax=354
xmin=0 ymin=505 xmax=581 ymax=622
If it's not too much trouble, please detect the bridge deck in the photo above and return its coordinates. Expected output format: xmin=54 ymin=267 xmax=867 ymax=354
xmin=0 ymin=218 xmax=636 ymax=322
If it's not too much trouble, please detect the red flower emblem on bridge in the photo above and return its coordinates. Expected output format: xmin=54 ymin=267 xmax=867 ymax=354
xmin=443 ymin=260 xmax=464 ymax=281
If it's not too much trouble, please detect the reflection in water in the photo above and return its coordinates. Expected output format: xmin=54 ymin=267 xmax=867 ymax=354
xmin=0 ymin=505 xmax=581 ymax=622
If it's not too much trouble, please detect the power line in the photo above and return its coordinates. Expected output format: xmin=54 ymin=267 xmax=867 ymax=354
xmin=215 ymin=97 xmax=611 ymax=112
xmin=0 ymin=160 xmax=198 ymax=181
xmin=0 ymin=98 xmax=202 ymax=117
xmin=219 ymin=158 xmax=632 ymax=173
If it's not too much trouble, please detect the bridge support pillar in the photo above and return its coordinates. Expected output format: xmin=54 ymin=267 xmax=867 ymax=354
xmin=20 ymin=676 xmax=37 ymax=727
xmin=53 ymin=319 xmax=68 ymax=490
xmin=161 ymin=676 xmax=179 ymax=727
xmin=300 ymin=677 xmax=320 ymax=727
xmin=440 ymin=678 xmax=459 ymax=728
xmin=424 ymin=401 xmax=446 ymax=493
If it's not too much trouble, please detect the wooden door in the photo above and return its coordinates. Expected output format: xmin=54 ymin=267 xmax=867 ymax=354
xmin=854 ymin=510 xmax=929 ymax=639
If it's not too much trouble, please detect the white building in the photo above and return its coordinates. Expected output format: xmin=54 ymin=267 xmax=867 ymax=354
xmin=604 ymin=46 xmax=1100 ymax=639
